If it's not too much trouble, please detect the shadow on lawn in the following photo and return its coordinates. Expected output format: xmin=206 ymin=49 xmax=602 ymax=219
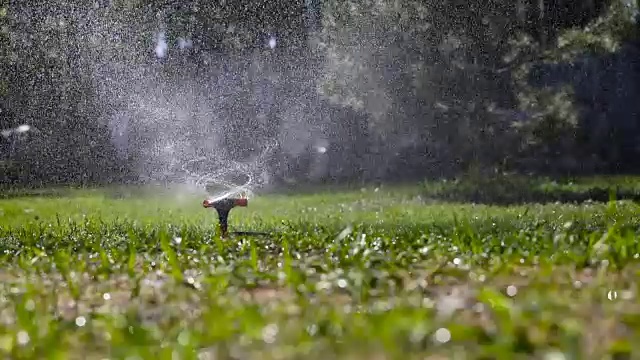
xmin=0 ymin=187 xmax=70 ymax=200
xmin=422 ymin=176 xmax=640 ymax=205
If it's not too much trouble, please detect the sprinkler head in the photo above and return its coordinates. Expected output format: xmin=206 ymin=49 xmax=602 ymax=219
xmin=203 ymin=197 xmax=248 ymax=237
xmin=202 ymin=197 xmax=248 ymax=210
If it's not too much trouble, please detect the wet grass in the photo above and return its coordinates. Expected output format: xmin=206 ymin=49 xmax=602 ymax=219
xmin=1 ymin=180 xmax=640 ymax=359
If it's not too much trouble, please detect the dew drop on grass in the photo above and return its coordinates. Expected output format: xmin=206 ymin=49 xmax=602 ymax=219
xmin=433 ymin=327 xmax=451 ymax=343
xmin=506 ymin=285 xmax=518 ymax=297
xmin=337 ymin=279 xmax=347 ymax=288
xmin=103 ymin=293 xmax=111 ymax=301
xmin=544 ymin=351 xmax=567 ymax=360
xmin=75 ymin=316 xmax=87 ymax=327
xmin=178 ymin=330 xmax=190 ymax=346
xmin=422 ymin=297 xmax=435 ymax=308
xmin=316 ymin=280 xmax=331 ymax=291
xmin=262 ymin=323 xmax=278 ymax=344
xmin=453 ymin=258 xmax=462 ymax=266
xmin=17 ymin=330 xmax=29 ymax=345
xmin=608 ymin=290 xmax=618 ymax=301
xmin=306 ymin=324 xmax=318 ymax=336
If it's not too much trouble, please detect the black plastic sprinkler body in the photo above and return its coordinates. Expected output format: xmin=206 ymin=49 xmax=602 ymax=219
xmin=202 ymin=197 xmax=248 ymax=237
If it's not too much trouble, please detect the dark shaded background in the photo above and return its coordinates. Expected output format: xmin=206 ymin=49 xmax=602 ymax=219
xmin=0 ymin=0 xmax=639 ymax=189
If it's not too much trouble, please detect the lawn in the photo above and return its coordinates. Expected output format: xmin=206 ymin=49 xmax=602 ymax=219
xmin=1 ymin=178 xmax=640 ymax=359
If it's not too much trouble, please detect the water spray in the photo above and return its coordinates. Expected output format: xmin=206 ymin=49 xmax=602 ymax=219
xmin=184 ymin=140 xmax=278 ymax=238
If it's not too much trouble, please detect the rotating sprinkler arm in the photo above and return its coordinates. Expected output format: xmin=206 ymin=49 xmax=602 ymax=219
xmin=203 ymin=197 xmax=248 ymax=237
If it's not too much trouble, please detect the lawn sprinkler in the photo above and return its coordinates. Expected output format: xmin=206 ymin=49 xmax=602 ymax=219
xmin=203 ymin=197 xmax=248 ymax=238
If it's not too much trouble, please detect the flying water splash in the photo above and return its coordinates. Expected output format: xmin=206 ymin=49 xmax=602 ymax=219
xmin=181 ymin=139 xmax=279 ymax=202
xmin=1 ymin=124 xmax=37 ymax=138
xmin=155 ymin=31 xmax=168 ymax=58
xmin=268 ymin=36 xmax=277 ymax=49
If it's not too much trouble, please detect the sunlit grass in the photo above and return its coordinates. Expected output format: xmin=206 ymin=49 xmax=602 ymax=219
xmin=1 ymin=180 xmax=640 ymax=359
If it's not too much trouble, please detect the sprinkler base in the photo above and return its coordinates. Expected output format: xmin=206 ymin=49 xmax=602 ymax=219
xmin=203 ymin=198 xmax=248 ymax=237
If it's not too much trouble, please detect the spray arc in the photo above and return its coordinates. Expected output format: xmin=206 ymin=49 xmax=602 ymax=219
xmin=189 ymin=141 xmax=278 ymax=237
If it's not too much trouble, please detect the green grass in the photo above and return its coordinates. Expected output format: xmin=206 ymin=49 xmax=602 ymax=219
xmin=1 ymin=179 xmax=640 ymax=359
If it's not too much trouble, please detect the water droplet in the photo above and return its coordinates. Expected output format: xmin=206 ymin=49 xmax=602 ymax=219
xmin=261 ymin=323 xmax=278 ymax=344
xmin=16 ymin=124 xmax=31 ymax=133
xmin=306 ymin=324 xmax=318 ymax=336
xmin=316 ymin=280 xmax=331 ymax=291
xmin=544 ymin=351 xmax=567 ymax=360
xmin=433 ymin=327 xmax=451 ymax=343
xmin=17 ymin=330 xmax=29 ymax=345
xmin=506 ymin=285 xmax=518 ymax=297
xmin=422 ymin=297 xmax=435 ymax=308
xmin=75 ymin=316 xmax=87 ymax=327
xmin=178 ymin=330 xmax=190 ymax=346
xmin=337 ymin=279 xmax=347 ymax=288
xmin=608 ymin=290 xmax=618 ymax=301
xmin=453 ymin=258 xmax=462 ymax=266
xmin=103 ymin=293 xmax=111 ymax=301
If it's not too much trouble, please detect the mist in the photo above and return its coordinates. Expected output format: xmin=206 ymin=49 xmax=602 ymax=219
xmin=1 ymin=0 xmax=639 ymax=194
xmin=1 ymin=1 xmax=340 ymax=198
xmin=96 ymin=7 xmax=351 ymax=199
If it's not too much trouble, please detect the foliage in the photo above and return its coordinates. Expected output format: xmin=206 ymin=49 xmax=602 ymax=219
xmin=316 ymin=0 xmax=640 ymax=176
xmin=508 ymin=0 xmax=640 ymax=173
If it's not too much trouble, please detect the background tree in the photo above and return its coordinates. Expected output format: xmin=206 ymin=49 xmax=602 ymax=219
xmin=316 ymin=0 xmax=638 ymax=178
